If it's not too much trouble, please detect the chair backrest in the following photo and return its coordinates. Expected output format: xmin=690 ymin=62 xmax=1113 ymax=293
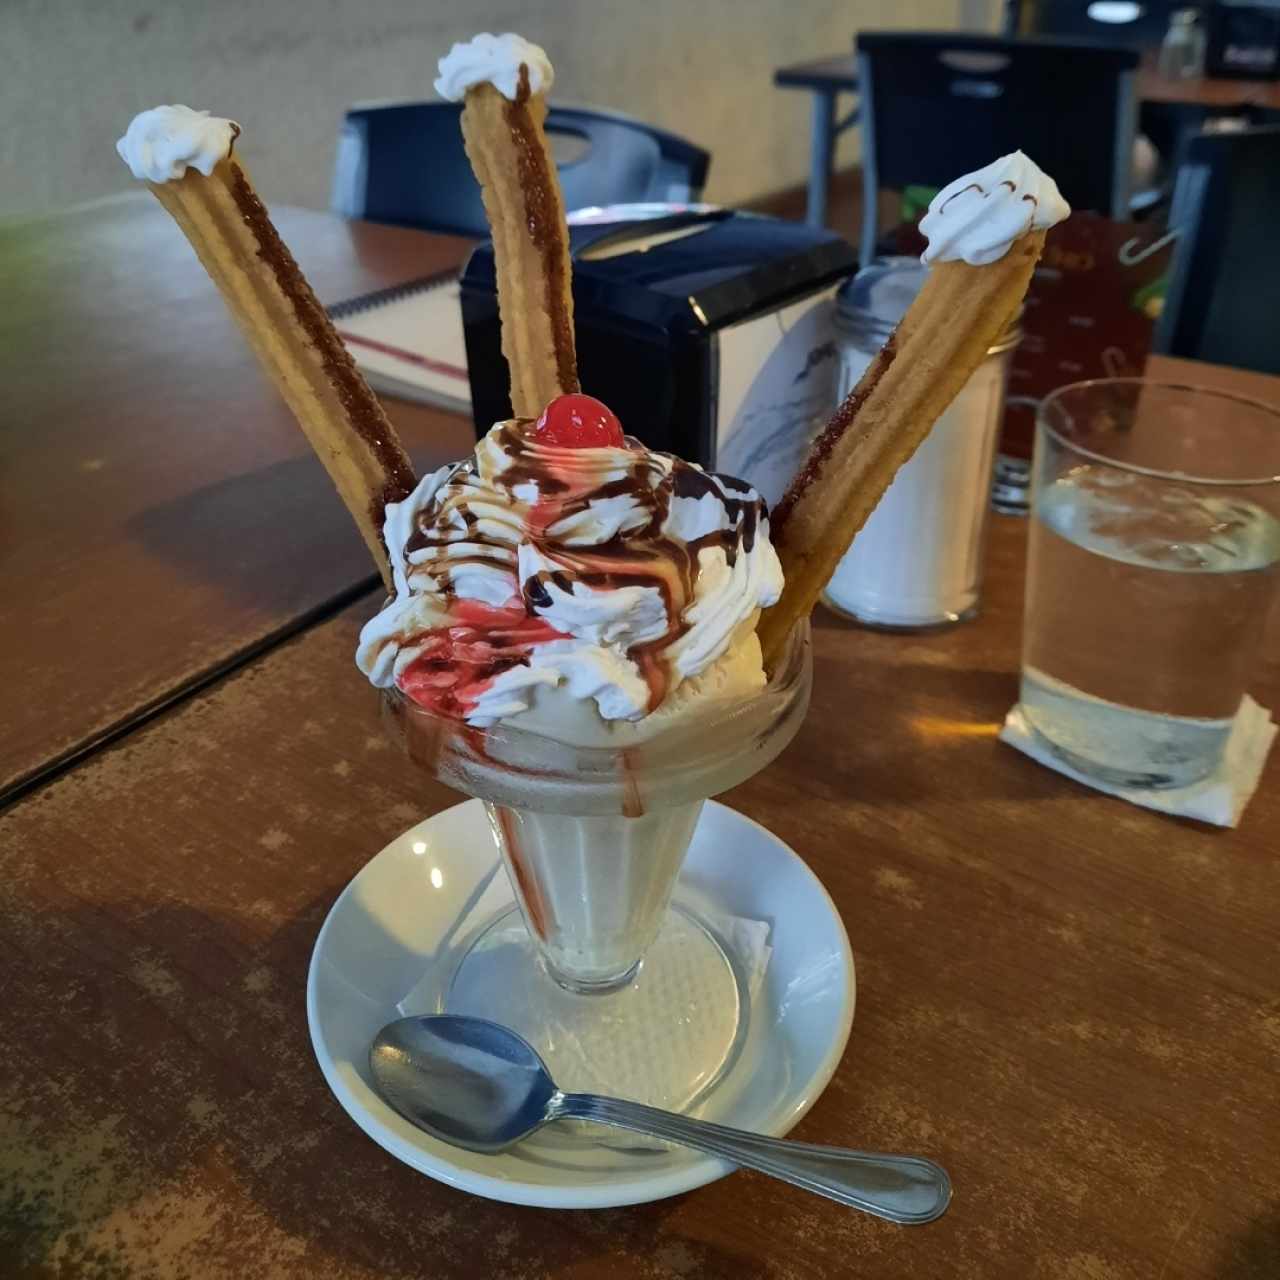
xmin=331 ymin=101 xmax=710 ymax=238
xmin=855 ymin=32 xmax=1139 ymax=265
xmin=1018 ymin=0 xmax=1177 ymax=47
xmin=1154 ymin=125 xmax=1280 ymax=376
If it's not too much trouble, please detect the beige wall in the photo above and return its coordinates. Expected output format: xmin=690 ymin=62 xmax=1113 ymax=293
xmin=2 ymin=0 xmax=977 ymax=220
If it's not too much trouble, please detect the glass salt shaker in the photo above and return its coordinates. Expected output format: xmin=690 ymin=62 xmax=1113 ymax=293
xmin=823 ymin=258 xmax=1021 ymax=630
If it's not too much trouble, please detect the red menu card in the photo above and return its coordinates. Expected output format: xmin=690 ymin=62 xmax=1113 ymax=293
xmin=1002 ymin=213 xmax=1174 ymax=460
xmin=894 ymin=212 xmax=1176 ymax=460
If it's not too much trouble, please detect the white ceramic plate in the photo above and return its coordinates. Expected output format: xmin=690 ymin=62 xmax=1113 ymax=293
xmin=307 ymin=799 xmax=855 ymax=1209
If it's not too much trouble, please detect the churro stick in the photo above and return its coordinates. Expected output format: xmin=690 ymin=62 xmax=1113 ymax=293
xmin=117 ymin=106 xmax=415 ymax=591
xmin=439 ymin=34 xmax=579 ymax=417
xmin=758 ymin=152 xmax=1070 ymax=668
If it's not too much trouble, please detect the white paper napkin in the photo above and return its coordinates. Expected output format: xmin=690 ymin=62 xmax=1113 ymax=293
xmin=1000 ymin=696 xmax=1277 ymax=828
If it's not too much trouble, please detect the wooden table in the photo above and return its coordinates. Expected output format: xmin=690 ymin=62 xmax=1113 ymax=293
xmin=0 ymin=196 xmax=475 ymax=804
xmin=773 ymin=50 xmax=1280 ymax=227
xmin=772 ymin=55 xmax=866 ymax=227
xmin=2 ymin=207 xmax=1279 ymax=1276
xmin=1137 ymin=57 xmax=1280 ymax=110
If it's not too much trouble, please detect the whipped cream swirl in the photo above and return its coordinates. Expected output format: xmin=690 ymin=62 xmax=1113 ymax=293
xmin=116 ymin=106 xmax=240 ymax=183
xmin=357 ymin=421 xmax=782 ymax=727
xmin=435 ymin=32 xmax=554 ymax=102
xmin=920 ymin=151 xmax=1070 ymax=266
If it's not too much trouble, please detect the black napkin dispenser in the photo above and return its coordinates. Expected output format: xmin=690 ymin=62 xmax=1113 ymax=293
xmin=460 ymin=206 xmax=854 ymax=505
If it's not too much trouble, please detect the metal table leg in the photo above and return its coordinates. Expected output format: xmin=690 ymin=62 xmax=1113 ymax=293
xmin=806 ymin=89 xmax=837 ymax=228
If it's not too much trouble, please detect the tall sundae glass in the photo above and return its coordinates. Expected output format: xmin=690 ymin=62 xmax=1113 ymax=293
xmin=360 ymin=398 xmax=806 ymax=1103
xmin=384 ymin=620 xmax=809 ymax=995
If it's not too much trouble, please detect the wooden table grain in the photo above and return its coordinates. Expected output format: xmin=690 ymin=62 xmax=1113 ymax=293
xmin=3 ymin=494 xmax=1278 ymax=1276
xmin=3 ymin=188 xmax=1279 ymax=1275
xmin=0 ymin=195 xmax=474 ymax=804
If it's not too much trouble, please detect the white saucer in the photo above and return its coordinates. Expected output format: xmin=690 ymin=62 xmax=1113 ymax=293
xmin=307 ymin=799 xmax=855 ymax=1209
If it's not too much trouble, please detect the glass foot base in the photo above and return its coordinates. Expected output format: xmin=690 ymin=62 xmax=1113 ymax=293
xmin=1021 ymin=668 xmax=1225 ymax=790
xmin=1026 ymin=719 xmax=1214 ymax=790
xmin=445 ymin=903 xmax=748 ymax=1114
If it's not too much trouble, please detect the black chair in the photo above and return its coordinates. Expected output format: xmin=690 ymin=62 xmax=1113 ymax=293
xmin=331 ymin=100 xmax=710 ymax=237
xmin=1020 ymin=1 xmax=1232 ymax=174
xmin=855 ymin=32 xmax=1140 ymax=265
xmin=1154 ymin=125 xmax=1280 ymax=376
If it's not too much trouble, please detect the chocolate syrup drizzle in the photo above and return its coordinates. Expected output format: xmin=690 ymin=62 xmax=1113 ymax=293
xmin=226 ymin=164 xmax=417 ymax=521
xmin=506 ymin=68 xmax=580 ymax=395
xmin=400 ymin=423 xmax=766 ymax=713
xmin=940 ymin=178 xmax=1038 ymax=225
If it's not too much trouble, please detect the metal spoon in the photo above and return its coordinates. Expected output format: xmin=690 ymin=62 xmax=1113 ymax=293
xmin=370 ymin=1014 xmax=951 ymax=1224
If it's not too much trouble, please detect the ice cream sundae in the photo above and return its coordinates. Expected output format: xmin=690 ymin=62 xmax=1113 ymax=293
xmin=116 ymin=31 xmax=1062 ymax=1013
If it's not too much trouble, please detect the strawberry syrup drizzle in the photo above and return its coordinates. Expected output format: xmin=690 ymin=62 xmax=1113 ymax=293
xmin=397 ymin=599 xmax=568 ymax=721
xmin=494 ymin=807 xmax=553 ymax=941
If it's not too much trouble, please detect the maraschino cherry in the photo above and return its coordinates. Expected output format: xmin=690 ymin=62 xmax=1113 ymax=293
xmin=533 ymin=393 xmax=625 ymax=448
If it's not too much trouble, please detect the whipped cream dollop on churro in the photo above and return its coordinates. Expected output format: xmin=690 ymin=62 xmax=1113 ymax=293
xmin=434 ymin=32 xmax=554 ymax=101
xmin=116 ymin=106 xmax=240 ymax=182
xmin=357 ymin=395 xmax=782 ymax=736
xmin=920 ymin=151 xmax=1070 ymax=266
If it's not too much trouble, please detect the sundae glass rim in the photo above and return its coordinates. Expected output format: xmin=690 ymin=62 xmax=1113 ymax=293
xmin=383 ymin=617 xmax=809 ymax=759
xmin=380 ymin=619 xmax=811 ymax=813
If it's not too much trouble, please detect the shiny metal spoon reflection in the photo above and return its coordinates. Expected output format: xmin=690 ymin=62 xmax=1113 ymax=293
xmin=370 ymin=1014 xmax=951 ymax=1223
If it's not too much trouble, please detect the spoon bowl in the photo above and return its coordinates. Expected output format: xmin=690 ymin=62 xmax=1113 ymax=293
xmin=370 ymin=1014 xmax=952 ymax=1223
xmin=372 ymin=1015 xmax=557 ymax=1153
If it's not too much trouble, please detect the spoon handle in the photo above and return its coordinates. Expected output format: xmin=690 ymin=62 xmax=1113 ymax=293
xmin=553 ymin=1093 xmax=951 ymax=1224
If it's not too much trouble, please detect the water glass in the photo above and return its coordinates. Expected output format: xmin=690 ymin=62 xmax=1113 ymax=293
xmin=1022 ymin=379 xmax=1280 ymax=788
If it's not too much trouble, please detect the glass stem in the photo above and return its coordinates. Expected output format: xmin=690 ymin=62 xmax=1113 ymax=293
xmin=485 ymin=799 xmax=705 ymax=992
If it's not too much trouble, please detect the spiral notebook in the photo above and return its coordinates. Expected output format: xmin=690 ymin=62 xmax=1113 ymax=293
xmin=330 ymin=271 xmax=471 ymax=414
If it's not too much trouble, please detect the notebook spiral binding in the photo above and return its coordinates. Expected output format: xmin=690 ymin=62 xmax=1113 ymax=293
xmin=327 ymin=269 xmax=458 ymax=322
